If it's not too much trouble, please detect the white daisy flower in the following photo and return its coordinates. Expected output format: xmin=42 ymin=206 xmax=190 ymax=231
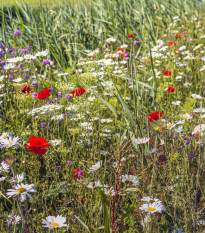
xmin=6 ymin=183 xmax=36 ymax=202
xmin=6 ymin=215 xmax=21 ymax=225
xmin=0 ymin=176 xmax=7 ymax=182
xmin=70 ymin=113 xmax=83 ymax=121
xmin=193 ymin=108 xmax=205 ymax=113
xmin=101 ymin=119 xmax=113 ymax=123
xmin=35 ymin=51 xmax=48 ymax=57
xmin=42 ymin=215 xmax=67 ymax=229
xmin=90 ymin=161 xmax=102 ymax=172
xmin=172 ymin=229 xmax=184 ymax=233
xmin=181 ymin=113 xmax=192 ymax=120
xmin=0 ymin=132 xmax=12 ymax=140
xmin=106 ymin=37 xmax=117 ymax=43
xmin=141 ymin=215 xmax=151 ymax=227
xmin=122 ymin=174 xmax=139 ymax=186
xmin=0 ymin=162 xmax=10 ymax=173
xmin=49 ymin=139 xmax=62 ymax=146
xmin=139 ymin=201 xmax=166 ymax=214
xmin=191 ymin=94 xmax=203 ymax=99
xmin=132 ymin=138 xmax=149 ymax=144
xmin=10 ymin=173 xmax=25 ymax=184
xmin=171 ymin=101 xmax=181 ymax=105
xmin=103 ymin=187 xmax=116 ymax=196
xmin=0 ymin=136 xmax=20 ymax=149
xmin=51 ymin=114 xmax=64 ymax=121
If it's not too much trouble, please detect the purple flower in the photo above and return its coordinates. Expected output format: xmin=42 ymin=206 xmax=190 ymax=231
xmin=14 ymin=30 xmax=21 ymax=36
xmin=39 ymin=122 xmax=47 ymax=129
xmin=189 ymin=153 xmax=195 ymax=159
xmin=73 ymin=216 xmax=79 ymax=223
xmin=125 ymin=57 xmax=129 ymax=61
xmin=199 ymin=17 xmax=202 ymax=20
xmin=32 ymin=92 xmax=38 ymax=98
xmin=173 ymin=135 xmax=177 ymax=140
xmin=65 ymin=94 xmax=72 ymax=99
xmin=49 ymin=88 xmax=54 ymax=92
xmin=194 ymin=18 xmax=198 ymax=22
xmin=174 ymin=146 xmax=178 ymax=150
xmin=65 ymin=161 xmax=73 ymax=166
xmin=64 ymin=200 xmax=69 ymax=204
xmin=8 ymin=75 xmax=13 ymax=81
xmin=134 ymin=40 xmax=139 ymax=44
xmin=0 ymin=61 xmax=5 ymax=67
xmin=124 ymin=52 xmax=129 ymax=57
xmin=53 ymin=98 xmax=58 ymax=102
xmin=0 ymin=44 xmax=5 ymax=50
xmin=58 ymin=92 xmax=63 ymax=98
xmin=31 ymin=81 xmax=38 ymax=86
xmin=42 ymin=59 xmax=51 ymax=66
xmin=55 ymin=166 xmax=61 ymax=172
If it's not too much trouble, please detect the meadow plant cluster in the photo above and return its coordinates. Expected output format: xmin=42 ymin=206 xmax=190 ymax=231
xmin=0 ymin=0 xmax=205 ymax=233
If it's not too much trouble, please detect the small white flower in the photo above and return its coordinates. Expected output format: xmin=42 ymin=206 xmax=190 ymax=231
xmin=90 ymin=161 xmax=102 ymax=172
xmin=51 ymin=114 xmax=64 ymax=121
xmin=6 ymin=183 xmax=36 ymax=202
xmin=35 ymin=51 xmax=48 ymax=57
xmin=120 ymin=44 xmax=128 ymax=48
xmin=191 ymin=94 xmax=203 ymax=99
xmin=122 ymin=174 xmax=139 ymax=186
xmin=0 ymin=136 xmax=20 ymax=148
xmin=6 ymin=215 xmax=21 ymax=225
xmin=49 ymin=139 xmax=62 ymax=146
xmin=181 ymin=113 xmax=192 ymax=120
xmin=171 ymin=101 xmax=181 ymax=105
xmin=101 ymin=119 xmax=113 ymax=123
xmin=0 ymin=176 xmax=6 ymax=182
xmin=0 ymin=162 xmax=10 ymax=173
xmin=106 ymin=37 xmax=117 ymax=43
xmin=10 ymin=173 xmax=25 ymax=184
xmin=132 ymin=138 xmax=149 ymax=144
xmin=42 ymin=215 xmax=67 ymax=229
xmin=193 ymin=108 xmax=205 ymax=113
xmin=139 ymin=201 xmax=166 ymax=214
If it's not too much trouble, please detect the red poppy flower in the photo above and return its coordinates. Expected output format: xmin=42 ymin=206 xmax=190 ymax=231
xmin=168 ymin=42 xmax=173 ymax=47
xmin=20 ymin=85 xmax=30 ymax=95
xmin=24 ymin=136 xmax=50 ymax=155
xmin=72 ymin=88 xmax=85 ymax=97
xmin=117 ymin=48 xmax=124 ymax=52
xmin=128 ymin=34 xmax=133 ymax=38
xmin=182 ymin=31 xmax=188 ymax=34
xmin=195 ymin=132 xmax=199 ymax=136
xmin=73 ymin=168 xmax=85 ymax=180
xmin=177 ymin=34 xmax=182 ymax=38
xmin=149 ymin=111 xmax=163 ymax=122
xmin=164 ymin=70 xmax=172 ymax=76
xmin=166 ymin=86 xmax=175 ymax=92
xmin=155 ymin=5 xmax=158 ymax=9
xmin=37 ymin=89 xmax=50 ymax=99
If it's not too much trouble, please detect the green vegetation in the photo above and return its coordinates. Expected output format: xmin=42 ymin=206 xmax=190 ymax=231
xmin=0 ymin=0 xmax=204 ymax=232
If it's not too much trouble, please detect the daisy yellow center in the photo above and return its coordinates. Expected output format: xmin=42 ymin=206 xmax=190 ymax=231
xmin=56 ymin=116 xmax=59 ymax=119
xmin=148 ymin=207 xmax=156 ymax=212
xmin=105 ymin=120 xmax=109 ymax=122
xmin=167 ymin=125 xmax=172 ymax=129
xmin=4 ymin=136 xmax=9 ymax=139
xmin=50 ymin=222 xmax=59 ymax=227
xmin=184 ymin=116 xmax=188 ymax=119
xmin=148 ymin=200 xmax=155 ymax=204
xmin=8 ymin=143 xmax=13 ymax=146
xmin=17 ymin=187 xmax=26 ymax=194
xmin=54 ymin=142 xmax=58 ymax=144
xmin=75 ymin=115 xmax=80 ymax=118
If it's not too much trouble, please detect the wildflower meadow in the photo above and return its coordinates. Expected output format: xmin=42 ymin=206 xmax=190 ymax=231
xmin=0 ymin=0 xmax=205 ymax=232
